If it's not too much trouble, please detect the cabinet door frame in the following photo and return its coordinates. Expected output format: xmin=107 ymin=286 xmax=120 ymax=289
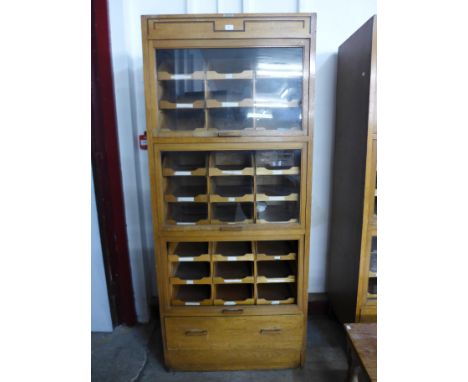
xmin=144 ymin=39 xmax=312 ymax=139
xmin=157 ymin=233 xmax=305 ymax=317
xmin=153 ymin=142 xmax=308 ymax=233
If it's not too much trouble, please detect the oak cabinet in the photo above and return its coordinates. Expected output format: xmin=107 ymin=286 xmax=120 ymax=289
xmin=141 ymin=13 xmax=316 ymax=370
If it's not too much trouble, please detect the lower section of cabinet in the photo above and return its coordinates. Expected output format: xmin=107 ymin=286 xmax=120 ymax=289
xmin=164 ymin=314 xmax=304 ymax=371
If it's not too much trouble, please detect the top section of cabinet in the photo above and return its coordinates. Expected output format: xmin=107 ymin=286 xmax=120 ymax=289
xmin=142 ymin=14 xmax=316 ymax=139
xmin=142 ymin=14 xmax=315 ymax=40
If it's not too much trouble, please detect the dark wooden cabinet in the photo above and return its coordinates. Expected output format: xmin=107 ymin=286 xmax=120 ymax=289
xmin=328 ymin=16 xmax=377 ymax=323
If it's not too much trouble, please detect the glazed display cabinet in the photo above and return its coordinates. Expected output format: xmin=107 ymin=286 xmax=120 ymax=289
xmin=141 ymin=13 xmax=316 ymax=371
xmin=328 ymin=16 xmax=377 ymax=323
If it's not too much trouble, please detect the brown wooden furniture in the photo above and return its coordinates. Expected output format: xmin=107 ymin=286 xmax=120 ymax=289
xmin=328 ymin=16 xmax=377 ymax=323
xmin=345 ymin=323 xmax=377 ymax=382
xmin=141 ymin=13 xmax=316 ymax=371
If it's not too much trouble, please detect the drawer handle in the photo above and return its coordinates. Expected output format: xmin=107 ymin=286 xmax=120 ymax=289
xmin=222 ymin=308 xmax=244 ymax=314
xmin=185 ymin=329 xmax=208 ymax=336
xmin=260 ymin=328 xmax=282 ymax=335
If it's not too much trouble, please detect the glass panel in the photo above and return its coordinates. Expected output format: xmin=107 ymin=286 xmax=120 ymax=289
xmin=155 ymin=48 xmax=303 ymax=134
xmin=161 ymin=149 xmax=301 ymax=225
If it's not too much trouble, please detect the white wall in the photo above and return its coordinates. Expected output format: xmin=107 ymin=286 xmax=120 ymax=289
xmin=107 ymin=0 xmax=376 ymax=322
xmin=91 ymin=174 xmax=113 ymax=332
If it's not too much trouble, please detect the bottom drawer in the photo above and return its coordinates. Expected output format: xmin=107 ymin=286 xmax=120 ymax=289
xmin=165 ymin=314 xmax=303 ymax=351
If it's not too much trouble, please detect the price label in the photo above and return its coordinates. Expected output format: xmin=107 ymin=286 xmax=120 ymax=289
xmin=176 ymin=103 xmax=193 ymax=109
xmin=272 ymin=170 xmax=283 ymax=175
xmin=222 ymin=170 xmax=242 ymax=175
xmin=224 ymin=24 xmax=234 ymax=30
xmin=186 ymin=280 xmax=194 ymax=284
xmin=185 ymin=302 xmax=200 ymax=306
xmin=174 ymin=171 xmax=191 ymax=175
xmin=228 ymin=197 xmax=235 ymax=201
xmin=224 ymin=301 xmax=236 ymax=306
xmin=271 ymin=301 xmax=280 ymax=305
xmin=227 ymin=256 xmax=237 ymax=261
xmin=171 ymin=74 xmax=191 ymax=80
xmin=225 ymin=73 xmax=233 ymax=79
xmin=179 ymin=257 xmax=194 ymax=262
xmin=269 ymin=196 xmax=286 ymax=201
xmin=225 ymin=279 xmax=242 ymax=283
xmin=222 ymin=102 xmax=239 ymax=107
xmin=274 ymin=256 xmax=281 ymax=260
xmin=177 ymin=197 xmax=194 ymax=202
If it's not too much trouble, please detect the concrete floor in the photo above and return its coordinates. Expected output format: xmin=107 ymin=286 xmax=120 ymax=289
xmin=92 ymin=313 xmax=348 ymax=382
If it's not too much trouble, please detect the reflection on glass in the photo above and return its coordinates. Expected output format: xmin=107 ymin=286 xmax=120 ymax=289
xmin=155 ymin=48 xmax=303 ymax=133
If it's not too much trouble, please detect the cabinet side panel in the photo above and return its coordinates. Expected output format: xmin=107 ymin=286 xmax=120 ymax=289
xmin=327 ymin=18 xmax=374 ymax=323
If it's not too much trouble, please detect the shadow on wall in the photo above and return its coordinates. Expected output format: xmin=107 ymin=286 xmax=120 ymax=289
xmin=310 ymin=52 xmax=338 ymax=292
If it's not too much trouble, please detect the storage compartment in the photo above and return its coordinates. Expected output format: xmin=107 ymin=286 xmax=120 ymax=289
xmin=158 ymin=80 xmax=205 ymax=109
xmin=162 ymin=152 xmax=207 ymax=176
xmin=210 ymin=176 xmax=253 ymax=202
xmin=254 ymin=107 xmax=302 ymax=131
xmin=214 ymin=284 xmax=254 ymax=305
xmin=170 ymin=262 xmax=211 ymax=284
xmin=256 ymin=241 xmax=298 ymax=260
xmin=256 ymin=175 xmax=299 ymax=201
xmin=208 ymin=108 xmax=254 ymax=131
xmin=257 ymin=283 xmax=296 ymax=304
xmin=368 ymin=278 xmax=377 ymax=297
xmin=156 ymin=49 xmax=205 ymax=79
xmin=210 ymin=151 xmax=254 ymax=176
xmin=172 ymin=284 xmax=211 ymax=306
xmin=214 ymin=261 xmax=254 ymax=283
xmin=167 ymin=203 xmax=208 ymax=225
xmin=213 ymin=241 xmax=254 ymax=261
xmin=168 ymin=242 xmax=210 ymax=262
xmin=256 ymin=150 xmax=300 ymax=175
xmin=256 ymin=201 xmax=299 ymax=223
xmin=165 ymin=176 xmax=207 ymax=202
xmin=257 ymin=261 xmax=296 ymax=283
xmin=159 ymin=109 xmax=205 ymax=132
xmin=207 ymin=79 xmax=253 ymax=107
xmin=211 ymin=202 xmax=253 ymax=224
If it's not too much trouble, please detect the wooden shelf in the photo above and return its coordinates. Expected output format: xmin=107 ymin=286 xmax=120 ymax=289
xmin=214 ymin=284 xmax=255 ymax=306
xmin=209 ymin=152 xmax=254 ymax=176
xmin=170 ymin=262 xmax=211 ymax=285
xmin=256 ymin=175 xmax=299 ymax=201
xmin=159 ymin=99 xmax=205 ymax=109
xmin=158 ymin=70 xmax=205 ymax=80
xmin=257 ymin=283 xmax=296 ymax=305
xmin=171 ymin=284 xmax=212 ymax=306
xmin=212 ymin=241 xmax=254 ymax=262
xmin=256 ymin=261 xmax=296 ymax=283
xmin=256 ymin=241 xmax=297 ymax=261
xmin=256 ymin=202 xmax=299 ymax=224
xmin=206 ymin=70 xmax=253 ymax=80
xmin=210 ymin=176 xmax=254 ymax=202
xmin=164 ymin=176 xmax=207 ymax=202
xmin=213 ymin=261 xmax=254 ymax=284
xmin=167 ymin=203 xmax=208 ymax=225
xmin=162 ymin=152 xmax=207 ymax=177
xmin=168 ymin=242 xmax=210 ymax=262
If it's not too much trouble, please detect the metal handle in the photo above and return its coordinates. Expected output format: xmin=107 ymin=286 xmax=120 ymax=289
xmin=185 ymin=329 xmax=208 ymax=336
xmin=260 ymin=328 xmax=282 ymax=335
xmin=222 ymin=308 xmax=244 ymax=314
